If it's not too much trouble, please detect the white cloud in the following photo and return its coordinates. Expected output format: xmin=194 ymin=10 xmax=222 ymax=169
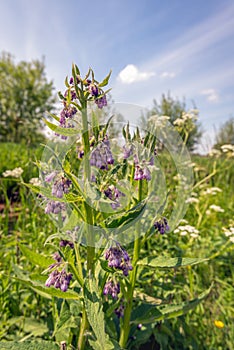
xmin=118 ymin=64 xmax=155 ymax=84
xmin=201 ymin=89 xmax=219 ymax=102
xmin=160 ymin=71 xmax=176 ymax=79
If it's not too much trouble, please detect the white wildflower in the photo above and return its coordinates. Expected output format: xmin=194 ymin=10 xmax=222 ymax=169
xmin=223 ymin=227 xmax=234 ymax=237
xmin=209 ymin=205 xmax=224 ymax=213
xmin=202 ymin=187 xmax=222 ymax=195
xmin=178 ymin=219 xmax=188 ymax=224
xmin=29 ymin=177 xmax=41 ymax=186
xmin=175 ymin=224 xmax=199 ymax=238
xmin=208 ymin=149 xmax=221 ymax=157
xmin=230 ymin=236 xmax=234 ymax=243
xmin=180 ymin=231 xmax=188 ymax=236
xmin=190 ymin=233 xmax=199 ymax=238
xmin=2 ymin=167 xmax=23 ymax=178
xmin=185 ymin=197 xmax=199 ymax=204
xmin=220 ymin=144 xmax=234 ymax=153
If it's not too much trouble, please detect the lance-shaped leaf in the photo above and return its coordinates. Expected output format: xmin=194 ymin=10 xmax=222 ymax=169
xmin=137 ymin=256 xmax=209 ymax=268
xmin=19 ymin=244 xmax=54 ymax=268
xmin=0 ymin=340 xmax=59 ymax=350
xmin=24 ymin=183 xmax=81 ymax=203
xmin=103 ymin=199 xmax=147 ymax=229
xmin=98 ymin=70 xmax=112 ymax=87
xmin=132 ymin=284 xmax=213 ymax=324
xmin=84 ymin=275 xmax=120 ymax=350
xmin=43 ymin=119 xmax=79 ymax=136
xmin=31 ymin=286 xmax=80 ymax=300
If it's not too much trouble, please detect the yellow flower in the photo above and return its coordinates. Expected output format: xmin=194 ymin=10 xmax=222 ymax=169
xmin=214 ymin=320 xmax=224 ymax=329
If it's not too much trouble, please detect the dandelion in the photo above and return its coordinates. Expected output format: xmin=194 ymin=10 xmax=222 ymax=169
xmin=2 ymin=167 xmax=23 ymax=178
xmin=214 ymin=320 xmax=224 ymax=329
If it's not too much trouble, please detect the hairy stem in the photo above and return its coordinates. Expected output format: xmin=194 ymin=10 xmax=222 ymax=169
xmin=119 ymin=180 xmax=143 ymax=348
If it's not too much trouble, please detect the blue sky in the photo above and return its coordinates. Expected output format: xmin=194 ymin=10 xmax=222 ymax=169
xmin=0 ymin=0 xmax=234 ymax=151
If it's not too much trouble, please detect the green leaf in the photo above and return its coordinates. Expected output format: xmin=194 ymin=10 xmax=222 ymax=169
xmin=54 ymin=300 xmax=80 ymax=338
xmin=47 ymin=112 xmax=60 ymax=122
xmin=103 ymin=199 xmax=147 ymax=229
xmin=43 ymin=118 xmax=79 ymax=136
xmin=19 ymin=244 xmax=54 ymax=268
xmin=133 ymin=290 xmax=163 ymax=305
xmin=98 ymin=70 xmax=112 ymax=87
xmin=137 ymin=256 xmax=209 ymax=268
xmin=58 ymin=91 xmax=65 ymax=100
xmin=23 ymin=318 xmax=48 ymax=337
xmin=24 ymin=183 xmax=81 ymax=203
xmin=0 ymin=341 xmax=59 ymax=350
xmin=32 ymin=285 xmax=80 ymax=300
xmin=131 ymin=284 xmax=213 ymax=324
xmin=84 ymin=275 xmax=120 ymax=350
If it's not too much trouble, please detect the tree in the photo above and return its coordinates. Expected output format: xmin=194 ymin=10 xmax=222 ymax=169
xmin=214 ymin=117 xmax=234 ymax=148
xmin=0 ymin=52 xmax=56 ymax=145
xmin=140 ymin=92 xmax=202 ymax=151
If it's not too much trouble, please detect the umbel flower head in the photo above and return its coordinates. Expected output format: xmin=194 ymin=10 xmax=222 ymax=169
xmin=104 ymin=244 xmax=133 ymax=276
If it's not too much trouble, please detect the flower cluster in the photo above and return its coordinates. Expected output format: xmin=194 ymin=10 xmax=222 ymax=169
xmin=104 ymin=244 xmax=133 ymax=276
xmin=201 ymin=187 xmax=222 ymax=196
xmin=45 ymin=200 xmax=66 ymax=214
xmin=45 ymin=269 xmax=72 ymax=292
xmin=174 ymin=224 xmax=199 ymax=238
xmin=123 ymin=144 xmax=134 ymax=159
xmin=133 ymin=155 xmax=152 ymax=181
xmin=103 ymin=280 xmax=120 ymax=299
xmin=206 ymin=204 xmax=224 ymax=215
xmin=59 ymin=239 xmax=74 ymax=249
xmin=223 ymin=226 xmax=234 ymax=243
xmin=43 ymin=172 xmax=72 ymax=215
xmin=90 ymin=138 xmax=114 ymax=169
xmin=114 ymin=301 xmax=125 ymax=318
xmin=154 ymin=218 xmax=170 ymax=234
xmin=52 ymin=177 xmax=72 ymax=198
xmin=104 ymin=185 xmax=125 ymax=209
xmin=134 ymin=165 xmax=151 ymax=181
xmin=29 ymin=177 xmax=41 ymax=186
xmin=87 ymin=82 xmax=107 ymax=108
xmin=2 ymin=167 xmax=23 ymax=178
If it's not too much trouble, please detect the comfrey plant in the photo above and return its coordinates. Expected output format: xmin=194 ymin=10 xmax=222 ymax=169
xmin=21 ymin=64 xmax=212 ymax=350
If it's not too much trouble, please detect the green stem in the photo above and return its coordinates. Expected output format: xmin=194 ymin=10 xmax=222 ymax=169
xmin=77 ymin=307 xmax=88 ymax=350
xmin=119 ymin=180 xmax=143 ymax=348
xmin=77 ymin=101 xmax=95 ymax=350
